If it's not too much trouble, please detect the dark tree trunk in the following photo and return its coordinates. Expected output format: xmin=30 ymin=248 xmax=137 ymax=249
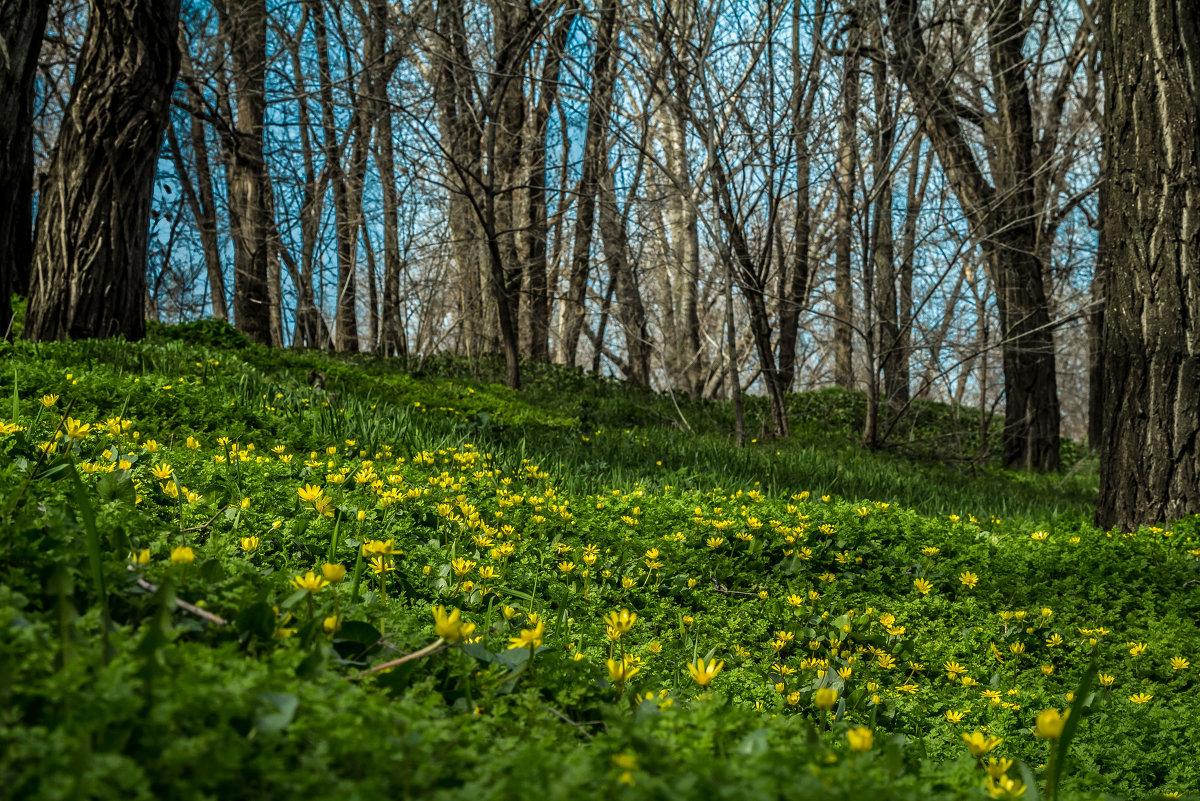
xmin=25 ymin=0 xmax=181 ymax=342
xmin=887 ymin=0 xmax=1060 ymax=470
xmin=0 ymin=0 xmax=49 ymax=337
xmin=1095 ymin=0 xmax=1200 ymax=531
xmin=218 ymin=0 xmax=273 ymax=346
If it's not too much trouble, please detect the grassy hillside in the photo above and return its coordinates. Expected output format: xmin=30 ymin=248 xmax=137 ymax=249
xmin=1 ymin=321 xmax=1196 ymax=800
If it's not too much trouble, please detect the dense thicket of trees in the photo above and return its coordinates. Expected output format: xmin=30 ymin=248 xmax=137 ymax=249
xmin=6 ymin=0 xmax=1199 ymax=528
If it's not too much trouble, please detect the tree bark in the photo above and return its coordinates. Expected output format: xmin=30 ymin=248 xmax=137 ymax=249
xmin=25 ymin=0 xmax=181 ymax=342
xmin=887 ymin=0 xmax=1060 ymax=470
xmin=217 ymin=0 xmax=274 ymax=346
xmin=0 ymin=0 xmax=50 ymax=337
xmin=598 ymin=165 xmax=651 ymax=387
xmin=832 ymin=9 xmax=860 ymax=388
xmin=520 ymin=2 xmax=576 ymax=362
xmin=1095 ymin=0 xmax=1200 ymax=530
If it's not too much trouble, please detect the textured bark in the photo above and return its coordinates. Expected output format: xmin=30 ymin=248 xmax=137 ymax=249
xmin=25 ymin=0 xmax=181 ymax=342
xmin=832 ymin=12 xmax=860 ymax=388
xmin=218 ymin=0 xmax=273 ymax=346
xmin=520 ymin=3 xmax=576 ymax=362
xmin=1095 ymin=0 xmax=1200 ymax=530
xmin=887 ymin=0 xmax=1060 ymax=470
xmin=559 ymin=0 xmax=619 ymax=367
xmin=0 ymin=0 xmax=49 ymax=337
xmin=869 ymin=27 xmax=901 ymax=419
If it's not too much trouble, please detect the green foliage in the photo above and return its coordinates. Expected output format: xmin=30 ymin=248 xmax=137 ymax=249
xmin=0 ymin=331 xmax=1196 ymax=800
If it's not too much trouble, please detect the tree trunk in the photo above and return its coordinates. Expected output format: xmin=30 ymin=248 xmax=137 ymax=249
xmin=0 ymin=0 xmax=50 ymax=337
xmin=559 ymin=0 xmax=619 ymax=367
xmin=832 ymin=10 xmax=860 ymax=388
xmin=599 ymin=166 xmax=651 ymax=387
xmin=887 ymin=0 xmax=1060 ymax=470
xmin=218 ymin=0 xmax=273 ymax=346
xmin=1095 ymin=0 xmax=1200 ymax=530
xmin=776 ymin=0 xmax=824 ymax=392
xmin=311 ymin=0 xmax=359 ymax=352
xmin=25 ymin=0 xmax=181 ymax=342
xmin=521 ymin=3 xmax=576 ymax=362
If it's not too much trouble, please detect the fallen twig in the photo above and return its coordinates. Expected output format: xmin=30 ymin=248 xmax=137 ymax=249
xmin=128 ymin=566 xmax=229 ymax=625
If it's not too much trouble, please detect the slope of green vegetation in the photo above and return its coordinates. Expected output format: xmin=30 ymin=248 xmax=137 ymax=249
xmin=1 ymin=321 xmax=1196 ymax=801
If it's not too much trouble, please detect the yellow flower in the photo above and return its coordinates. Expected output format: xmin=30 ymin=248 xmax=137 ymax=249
xmin=621 ymin=576 xmax=636 ymax=589
xmin=508 ymin=620 xmax=546 ymax=650
xmin=1170 ymin=656 xmax=1190 ymax=670
xmin=150 ymin=463 xmax=173 ymax=480
xmin=647 ymin=640 xmax=662 ymax=654
xmin=986 ymin=775 xmax=1027 ymax=800
xmin=297 ymin=483 xmax=325 ymax=503
xmin=185 ymin=435 xmax=201 ymax=449
xmin=451 ymin=557 xmax=476 ymax=577
xmin=686 ymin=657 xmax=724 ymax=687
xmin=1046 ymin=633 xmax=1064 ymax=647
xmin=64 ymin=417 xmax=91 ymax=440
xmin=39 ymin=394 xmax=60 ymax=407
xmin=705 ymin=536 xmax=725 ymax=548
xmin=913 ymin=578 xmax=933 ymax=595
xmin=368 ymin=556 xmax=395 ymax=574
xmin=1035 ymin=708 xmax=1067 ymax=739
xmin=846 ymin=727 xmax=873 ymax=751
xmin=291 ymin=571 xmax=329 ymax=594
xmin=984 ymin=757 xmax=1013 ymax=780
xmin=323 ymin=616 xmax=341 ymax=634
xmin=478 ymin=566 xmax=498 ymax=581
xmin=959 ymin=571 xmax=979 ymax=589
xmin=603 ymin=609 xmax=637 ymax=637
xmin=1098 ymin=673 xmax=1114 ymax=687
xmin=962 ymin=731 xmax=1002 ymax=756
xmin=1128 ymin=692 xmax=1153 ymax=704
xmin=170 ymin=545 xmax=195 ymax=565
xmin=321 ymin=563 xmax=346 ymax=583
xmin=183 ymin=488 xmax=203 ymax=504
xmin=432 ymin=605 xmax=476 ymax=642
xmin=945 ymin=710 xmax=965 ymax=724
xmin=129 ymin=549 xmax=151 ymax=567
xmin=558 ymin=560 xmax=576 ymax=573
xmin=240 ymin=536 xmax=260 ymax=552
xmin=1128 ymin=641 xmax=1147 ymax=656
xmin=607 ymin=657 xmax=640 ymax=684
xmin=814 ymin=687 xmax=838 ymax=710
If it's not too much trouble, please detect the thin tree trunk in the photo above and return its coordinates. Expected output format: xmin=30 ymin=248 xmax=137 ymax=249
xmin=832 ymin=10 xmax=860 ymax=388
xmin=776 ymin=0 xmax=824 ymax=392
xmin=25 ymin=0 xmax=181 ymax=342
xmin=599 ymin=166 xmax=651 ymax=387
xmin=559 ymin=0 xmax=619 ymax=367
xmin=521 ymin=2 xmax=576 ymax=361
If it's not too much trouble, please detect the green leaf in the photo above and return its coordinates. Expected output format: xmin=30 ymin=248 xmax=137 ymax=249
xmin=255 ymin=692 xmax=298 ymax=734
xmin=737 ymin=727 xmax=769 ymax=756
xmin=235 ymin=602 xmax=275 ymax=640
xmin=335 ymin=620 xmax=382 ymax=646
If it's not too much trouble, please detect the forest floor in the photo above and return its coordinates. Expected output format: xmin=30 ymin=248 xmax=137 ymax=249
xmin=1 ymin=319 xmax=1197 ymax=800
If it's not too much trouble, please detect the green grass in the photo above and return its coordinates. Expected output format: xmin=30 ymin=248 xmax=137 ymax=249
xmin=1 ymin=321 xmax=1195 ymax=801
